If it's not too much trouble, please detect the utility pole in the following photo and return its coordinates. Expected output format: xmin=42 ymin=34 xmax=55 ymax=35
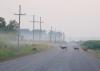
xmin=30 ymin=15 xmax=39 ymax=41
xmin=39 ymin=17 xmax=43 ymax=41
xmin=50 ymin=26 xmax=52 ymax=41
xmin=32 ymin=15 xmax=35 ymax=41
xmin=54 ymin=28 xmax=56 ymax=42
xmin=14 ymin=5 xmax=26 ymax=48
xmin=63 ymin=32 xmax=65 ymax=41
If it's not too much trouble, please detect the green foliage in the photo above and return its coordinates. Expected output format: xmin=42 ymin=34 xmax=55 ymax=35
xmin=82 ymin=40 xmax=100 ymax=49
xmin=7 ymin=20 xmax=18 ymax=31
xmin=0 ymin=17 xmax=6 ymax=31
xmin=0 ymin=17 xmax=18 ymax=32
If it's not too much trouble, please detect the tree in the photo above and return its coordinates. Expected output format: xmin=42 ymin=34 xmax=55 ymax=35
xmin=7 ymin=20 xmax=18 ymax=31
xmin=0 ymin=17 xmax=6 ymax=31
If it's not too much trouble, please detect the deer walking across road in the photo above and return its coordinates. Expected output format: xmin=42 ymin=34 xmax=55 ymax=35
xmin=74 ymin=47 xmax=79 ymax=51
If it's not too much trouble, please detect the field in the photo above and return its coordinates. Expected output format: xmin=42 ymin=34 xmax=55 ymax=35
xmin=0 ymin=32 xmax=52 ymax=62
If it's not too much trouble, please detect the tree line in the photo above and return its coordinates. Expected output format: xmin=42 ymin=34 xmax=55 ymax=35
xmin=0 ymin=17 xmax=18 ymax=32
xmin=82 ymin=40 xmax=100 ymax=49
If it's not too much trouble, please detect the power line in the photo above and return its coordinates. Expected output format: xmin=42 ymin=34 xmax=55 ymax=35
xmin=30 ymin=15 xmax=40 ymax=41
xmin=54 ymin=28 xmax=56 ymax=42
xmin=50 ymin=26 xmax=52 ymax=42
xmin=30 ymin=16 xmax=44 ymax=41
xmin=39 ymin=17 xmax=44 ymax=40
xmin=62 ymin=32 xmax=65 ymax=41
xmin=14 ymin=5 xmax=26 ymax=48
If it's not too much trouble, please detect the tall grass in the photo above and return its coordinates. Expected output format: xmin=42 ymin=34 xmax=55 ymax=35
xmin=0 ymin=32 xmax=51 ymax=61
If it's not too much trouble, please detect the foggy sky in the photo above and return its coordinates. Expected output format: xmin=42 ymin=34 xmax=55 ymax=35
xmin=0 ymin=0 xmax=100 ymax=41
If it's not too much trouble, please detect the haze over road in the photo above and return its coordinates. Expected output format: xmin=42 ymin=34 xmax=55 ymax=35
xmin=0 ymin=42 xmax=100 ymax=71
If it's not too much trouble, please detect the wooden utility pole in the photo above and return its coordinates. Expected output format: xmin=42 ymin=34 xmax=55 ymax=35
xmin=39 ymin=17 xmax=43 ymax=40
xmin=50 ymin=26 xmax=52 ymax=41
xmin=63 ymin=32 xmax=65 ymax=41
xmin=14 ymin=5 xmax=26 ymax=48
xmin=33 ymin=15 xmax=35 ymax=41
xmin=30 ymin=15 xmax=39 ymax=41
xmin=54 ymin=28 xmax=56 ymax=42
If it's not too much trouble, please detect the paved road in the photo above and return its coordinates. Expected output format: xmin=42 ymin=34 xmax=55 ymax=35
xmin=0 ymin=43 xmax=100 ymax=71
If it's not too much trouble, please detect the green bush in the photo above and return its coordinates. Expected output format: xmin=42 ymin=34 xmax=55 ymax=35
xmin=82 ymin=40 xmax=100 ymax=49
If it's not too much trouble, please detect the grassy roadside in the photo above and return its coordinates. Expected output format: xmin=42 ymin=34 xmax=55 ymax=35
xmin=0 ymin=32 xmax=54 ymax=62
xmin=81 ymin=40 xmax=100 ymax=59
xmin=0 ymin=43 xmax=52 ymax=62
xmin=87 ymin=49 xmax=100 ymax=59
